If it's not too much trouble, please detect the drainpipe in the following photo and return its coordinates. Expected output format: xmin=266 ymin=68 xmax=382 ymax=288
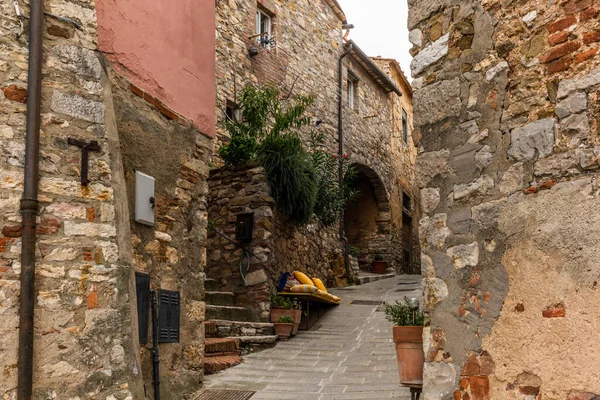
xmin=18 ymin=0 xmax=44 ymax=398
xmin=338 ymin=43 xmax=352 ymax=279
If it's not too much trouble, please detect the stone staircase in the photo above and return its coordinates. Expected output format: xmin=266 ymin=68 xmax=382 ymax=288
xmin=203 ymin=279 xmax=278 ymax=374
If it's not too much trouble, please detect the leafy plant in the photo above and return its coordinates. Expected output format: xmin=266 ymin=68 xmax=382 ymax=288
xmin=373 ymin=254 xmax=384 ymax=261
xmin=349 ymin=246 xmax=360 ymax=257
xmin=309 ymin=131 xmax=359 ymax=227
xmin=383 ymin=297 xmax=424 ymax=327
xmin=278 ymin=316 xmax=294 ymax=323
xmin=271 ymin=294 xmax=293 ymax=309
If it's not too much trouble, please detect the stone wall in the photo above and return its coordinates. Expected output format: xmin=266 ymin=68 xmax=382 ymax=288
xmin=109 ymin=72 xmax=212 ymax=398
xmin=215 ymin=0 xmax=419 ymax=272
xmin=0 ymin=0 xmax=144 ymax=397
xmin=409 ymin=0 xmax=600 ymax=398
xmin=207 ymin=163 xmax=344 ymax=321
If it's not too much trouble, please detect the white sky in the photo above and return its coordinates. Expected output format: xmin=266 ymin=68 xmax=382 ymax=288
xmin=337 ymin=0 xmax=412 ymax=80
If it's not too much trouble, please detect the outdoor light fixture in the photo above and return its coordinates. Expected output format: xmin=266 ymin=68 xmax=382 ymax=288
xmin=249 ymin=45 xmax=259 ymax=57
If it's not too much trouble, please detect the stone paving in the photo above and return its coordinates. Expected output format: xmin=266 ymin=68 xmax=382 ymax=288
xmin=198 ymin=275 xmax=422 ymax=399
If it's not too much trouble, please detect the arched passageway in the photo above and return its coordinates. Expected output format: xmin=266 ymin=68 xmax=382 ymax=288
xmin=344 ymin=164 xmax=392 ymax=271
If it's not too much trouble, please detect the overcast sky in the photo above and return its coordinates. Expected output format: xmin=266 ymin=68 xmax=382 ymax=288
xmin=337 ymin=0 xmax=412 ymax=80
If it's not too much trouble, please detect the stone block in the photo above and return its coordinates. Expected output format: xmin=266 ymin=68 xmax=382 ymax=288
xmin=409 ymin=29 xmax=423 ymax=47
xmin=559 ymin=113 xmax=590 ymax=146
xmin=453 ymin=175 xmax=494 ymax=201
xmin=421 ymin=188 xmax=441 ymax=214
xmin=416 ymin=149 xmax=450 ymax=188
xmin=51 ymin=91 xmax=105 ymax=123
xmin=507 ymin=118 xmax=556 ymax=160
xmin=557 ymin=67 xmax=600 ymax=98
xmin=555 ymin=92 xmax=587 ymax=119
xmin=534 ymin=150 xmax=579 ymax=176
xmin=446 ymin=242 xmax=479 ymax=269
xmin=422 ymin=362 xmax=456 ymax=400
xmin=50 ymin=45 xmax=102 ymax=79
xmin=485 ymin=61 xmax=509 ymax=81
xmin=411 ymin=33 xmax=449 ymax=76
xmin=419 ymin=214 xmax=451 ymax=249
xmin=414 ymin=78 xmax=461 ymax=126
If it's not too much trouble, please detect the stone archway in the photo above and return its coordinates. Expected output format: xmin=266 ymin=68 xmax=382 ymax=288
xmin=344 ymin=164 xmax=392 ymax=270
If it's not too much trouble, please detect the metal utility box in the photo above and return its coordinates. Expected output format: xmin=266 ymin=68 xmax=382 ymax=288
xmin=135 ymin=171 xmax=155 ymax=226
xmin=158 ymin=289 xmax=180 ymax=343
xmin=235 ymin=213 xmax=254 ymax=242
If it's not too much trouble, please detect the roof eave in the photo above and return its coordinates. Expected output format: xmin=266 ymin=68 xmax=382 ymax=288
xmin=324 ymin=0 xmax=347 ymax=24
xmin=345 ymin=41 xmax=402 ymax=97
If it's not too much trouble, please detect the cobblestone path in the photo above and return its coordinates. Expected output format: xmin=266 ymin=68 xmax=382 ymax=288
xmin=197 ymin=275 xmax=422 ymax=399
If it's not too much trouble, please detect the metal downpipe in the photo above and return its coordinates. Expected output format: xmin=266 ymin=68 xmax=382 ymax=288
xmin=338 ymin=44 xmax=352 ymax=279
xmin=18 ymin=0 xmax=44 ymax=398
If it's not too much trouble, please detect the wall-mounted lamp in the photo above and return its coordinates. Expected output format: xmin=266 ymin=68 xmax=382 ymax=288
xmin=249 ymin=45 xmax=259 ymax=57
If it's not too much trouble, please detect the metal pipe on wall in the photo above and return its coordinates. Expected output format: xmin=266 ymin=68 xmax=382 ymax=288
xmin=18 ymin=0 xmax=44 ymax=398
xmin=338 ymin=43 xmax=353 ymax=278
xmin=150 ymin=290 xmax=161 ymax=400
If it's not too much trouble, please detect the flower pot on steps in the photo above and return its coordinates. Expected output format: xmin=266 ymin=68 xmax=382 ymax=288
xmin=271 ymin=308 xmax=302 ymax=335
xmin=393 ymin=326 xmax=424 ymax=386
xmin=372 ymin=260 xmax=388 ymax=274
xmin=273 ymin=323 xmax=294 ymax=340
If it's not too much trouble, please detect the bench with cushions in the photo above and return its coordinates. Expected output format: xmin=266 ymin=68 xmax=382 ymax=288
xmin=276 ymin=271 xmax=340 ymax=329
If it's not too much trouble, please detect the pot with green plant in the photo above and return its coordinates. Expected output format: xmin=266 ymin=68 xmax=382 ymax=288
xmin=383 ymin=297 xmax=425 ymax=386
xmin=270 ymin=295 xmax=302 ymax=335
xmin=372 ymin=254 xmax=388 ymax=274
xmin=273 ymin=316 xmax=294 ymax=340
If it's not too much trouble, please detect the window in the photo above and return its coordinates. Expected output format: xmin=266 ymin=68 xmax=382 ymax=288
xmin=225 ymin=100 xmax=240 ymax=122
xmin=402 ymin=108 xmax=408 ymax=144
xmin=347 ymin=79 xmax=355 ymax=109
xmin=256 ymin=10 xmax=271 ymax=46
xmin=402 ymin=192 xmax=411 ymax=211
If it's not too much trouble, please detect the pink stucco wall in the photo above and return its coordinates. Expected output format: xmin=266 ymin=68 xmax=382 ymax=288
xmin=95 ymin=0 xmax=216 ymax=137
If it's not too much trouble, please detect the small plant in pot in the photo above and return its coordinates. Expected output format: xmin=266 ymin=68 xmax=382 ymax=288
xmin=273 ymin=316 xmax=294 ymax=340
xmin=372 ymin=254 xmax=388 ymax=274
xmin=383 ymin=297 xmax=425 ymax=386
xmin=349 ymin=246 xmax=360 ymax=258
xmin=270 ymin=295 xmax=302 ymax=335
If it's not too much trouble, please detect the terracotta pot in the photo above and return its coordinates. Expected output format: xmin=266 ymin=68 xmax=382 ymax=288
xmin=270 ymin=308 xmax=294 ymax=323
xmin=393 ymin=326 xmax=424 ymax=386
xmin=290 ymin=309 xmax=302 ymax=335
xmin=273 ymin=323 xmax=294 ymax=340
xmin=372 ymin=260 xmax=388 ymax=274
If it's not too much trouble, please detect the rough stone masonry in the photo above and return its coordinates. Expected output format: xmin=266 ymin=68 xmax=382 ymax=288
xmin=409 ymin=0 xmax=600 ymax=398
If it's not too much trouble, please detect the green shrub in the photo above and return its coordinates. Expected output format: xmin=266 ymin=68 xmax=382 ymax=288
xmin=278 ymin=316 xmax=294 ymax=323
xmin=383 ymin=297 xmax=424 ymax=327
xmin=349 ymin=246 xmax=360 ymax=257
xmin=271 ymin=294 xmax=293 ymax=309
xmin=373 ymin=254 xmax=384 ymax=261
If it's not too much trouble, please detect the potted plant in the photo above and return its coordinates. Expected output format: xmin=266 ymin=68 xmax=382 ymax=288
xmin=372 ymin=254 xmax=388 ymax=274
xmin=270 ymin=295 xmax=302 ymax=335
xmin=273 ymin=316 xmax=294 ymax=340
xmin=349 ymin=246 xmax=360 ymax=258
xmin=383 ymin=297 xmax=425 ymax=386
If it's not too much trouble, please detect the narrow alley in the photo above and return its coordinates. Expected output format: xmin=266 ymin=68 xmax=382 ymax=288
xmin=196 ymin=276 xmax=421 ymax=400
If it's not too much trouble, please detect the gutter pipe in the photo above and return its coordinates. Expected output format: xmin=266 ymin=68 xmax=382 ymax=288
xmin=18 ymin=0 xmax=44 ymax=398
xmin=338 ymin=43 xmax=353 ymax=279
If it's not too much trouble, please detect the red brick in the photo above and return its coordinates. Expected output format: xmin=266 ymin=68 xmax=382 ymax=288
xmin=454 ymin=391 xmax=462 ymax=400
xmin=548 ymin=56 xmax=574 ymax=73
xmin=2 ymin=225 xmax=22 ymax=237
xmin=543 ymin=303 xmax=566 ymax=318
xmin=523 ymin=186 xmax=538 ymax=194
xmin=2 ymin=85 xmax=28 ymax=103
xmin=460 ymin=377 xmax=470 ymax=390
xmin=583 ymin=31 xmax=600 ymax=44
xmin=479 ymin=351 xmax=495 ymax=375
xmin=83 ymin=247 xmax=93 ymax=261
xmin=520 ymin=386 xmax=541 ymax=396
xmin=580 ymin=7 xmax=598 ymax=20
xmin=469 ymin=376 xmax=490 ymax=400
xmin=540 ymin=41 xmax=581 ymax=63
xmin=462 ymin=393 xmax=470 ymax=400
xmin=87 ymin=292 xmax=98 ymax=309
xmin=0 ymin=237 xmax=13 ymax=252
xmin=539 ymin=179 xmax=558 ymax=190
xmin=575 ymin=47 xmax=598 ymax=63
xmin=87 ymin=207 xmax=95 ymax=222
xmin=515 ymin=302 xmax=525 ymax=312
xmin=563 ymin=0 xmax=593 ymax=15
xmin=462 ymin=354 xmax=480 ymax=376
xmin=547 ymin=15 xmax=577 ymax=33
xmin=549 ymin=31 xmax=569 ymax=46
xmin=568 ymin=392 xmax=599 ymax=400
xmin=129 ymin=83 xmax=144 ymax=98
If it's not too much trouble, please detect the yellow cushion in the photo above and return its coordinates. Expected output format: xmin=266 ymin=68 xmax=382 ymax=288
xmin=293 ymin=271 xmax=314 ymax=286
xmin=290 ymin=284 xmax=319 ymax=293
xmin=311 ymin=278 xmax=327 ymax=292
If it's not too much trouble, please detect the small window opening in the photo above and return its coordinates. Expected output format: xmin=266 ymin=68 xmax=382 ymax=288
xmin=347 ymin=71 xmax=358 ymax=110
xmin=402 ymin=192 xmax=411 ymax=211
xmin=402 ymin=108 xmax=408 ymax=144
xmin=256 ymin=10 xmax=272 ymax=47
xmin=225 ymin=101 xmax=240 ymax=122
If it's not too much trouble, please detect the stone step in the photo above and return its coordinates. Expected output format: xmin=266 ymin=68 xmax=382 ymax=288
xmin=205 ymin=337 xmax=240 ymax=354
xmin=203 ymin=354 xmax=242 ymax=375
xmin=204 ymin=279 xmax=220 ymax=292
xmin=206 ymin=319 xmax=274 ymax=338
xmin=205 ymin=291 xmax=234 ymax=306
xmin=237 ymin=335 xmax=278 ymax=345
xmin=205 ymin=305 xmax=259 ymax=323
xmin=357 ymin=272 xmax=396 ymax=285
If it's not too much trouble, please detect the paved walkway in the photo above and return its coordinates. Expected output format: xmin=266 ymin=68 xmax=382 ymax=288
xmin=199 ymin=275 xmax=422 ymax=399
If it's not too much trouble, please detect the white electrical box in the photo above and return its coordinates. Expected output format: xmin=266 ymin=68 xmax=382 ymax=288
xmin=135 ymin=171 xmax=155 ymax=226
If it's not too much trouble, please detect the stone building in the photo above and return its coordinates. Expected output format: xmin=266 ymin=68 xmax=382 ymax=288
xmin=210 ymin=0 xmax=419 ymax=312
xmin=409 ymin=0 xmax=600 ymax=398
xmin=0 ymin=0 xmax=214 ymax=398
